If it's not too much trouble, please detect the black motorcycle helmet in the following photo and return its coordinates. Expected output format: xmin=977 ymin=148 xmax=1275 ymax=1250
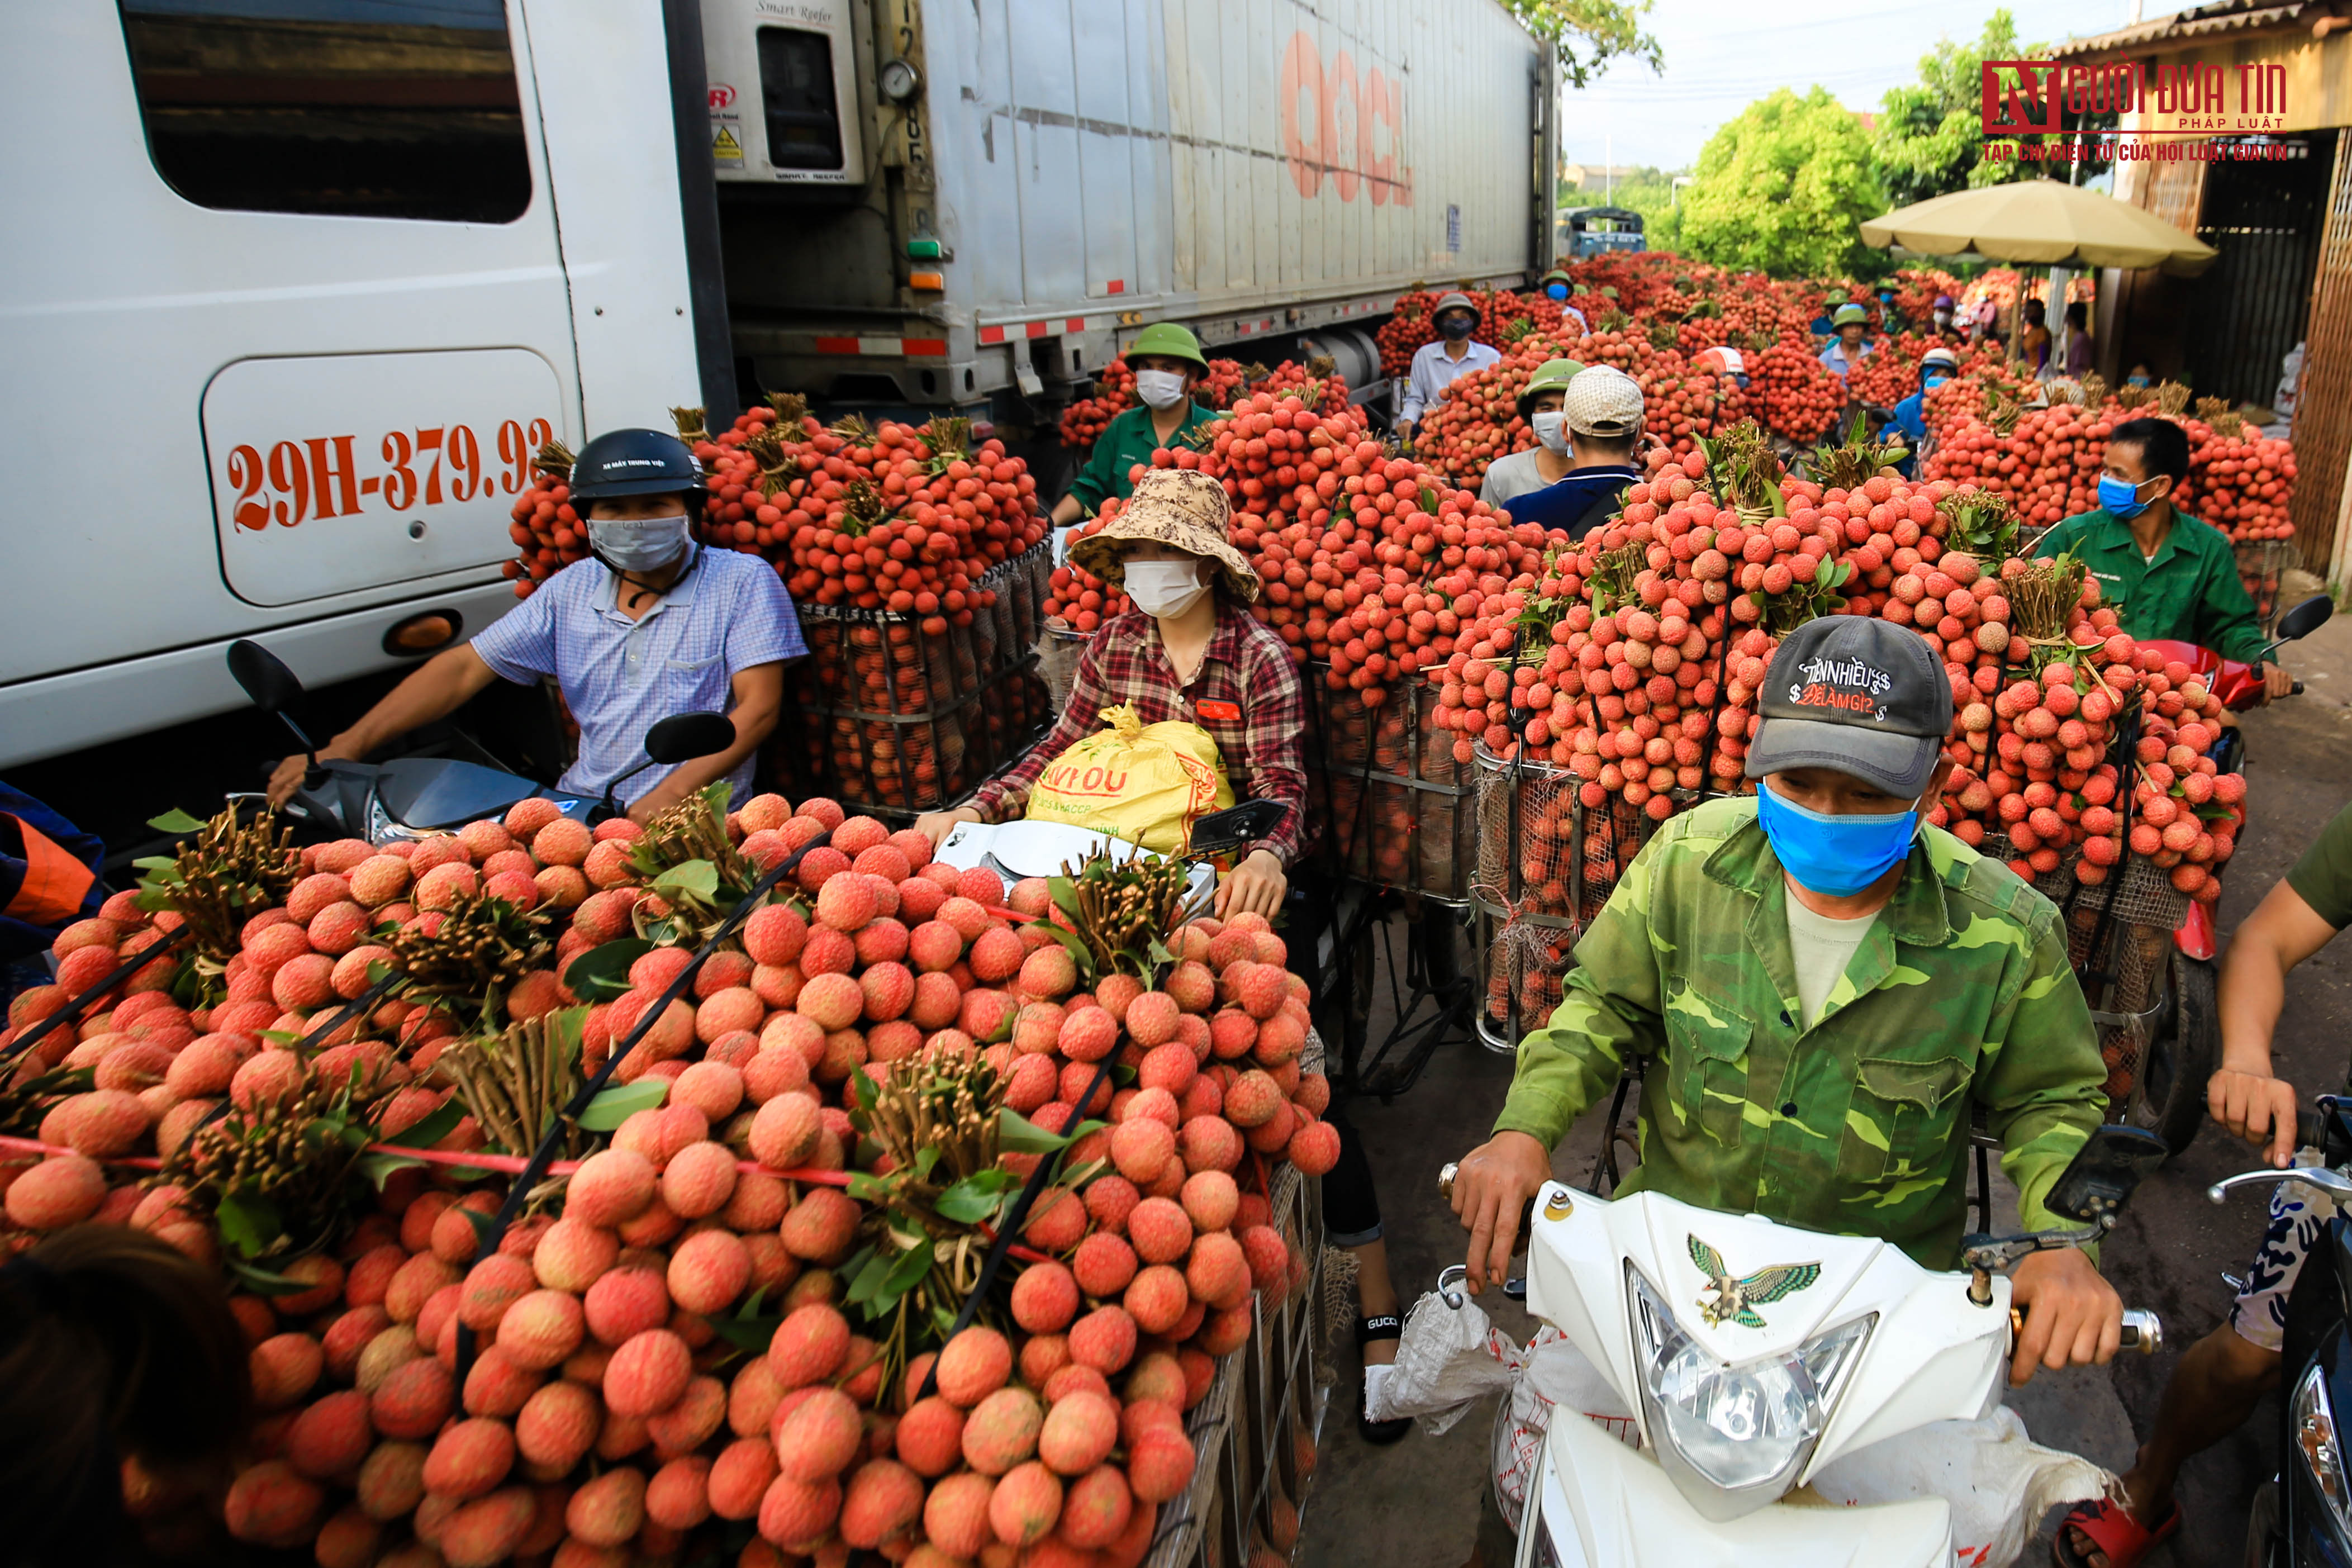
xmin=567 ymin=428 xmax=706 ymax=517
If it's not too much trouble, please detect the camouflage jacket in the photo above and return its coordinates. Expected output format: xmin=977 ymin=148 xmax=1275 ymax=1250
xmin=1494 ymin=796 xmax=2107 ymax=1270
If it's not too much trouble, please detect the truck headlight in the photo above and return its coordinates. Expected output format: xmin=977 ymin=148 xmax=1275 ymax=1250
xmin=2295 ymin=1362 xmax=2352 ymax=1540
xmin=1627 ymin=1268 xmax=1871 ymax=1522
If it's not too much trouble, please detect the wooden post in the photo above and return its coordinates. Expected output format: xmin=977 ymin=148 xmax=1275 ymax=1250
xmin=2291 ymin=134 xmax=2352 ymax=578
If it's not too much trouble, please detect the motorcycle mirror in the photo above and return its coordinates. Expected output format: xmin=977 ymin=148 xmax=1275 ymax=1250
xmin=227 ymin=639 xmax=305 ymax=716
xmin=2277 ymin=594 xmax=2334 ymax=643
xmin=644 ymin=712 xmax=737 ymax=766
xmin=229 ymin=639 xmax=320 ymax=766
xmin=2044 ymin=1124 xmax=2170 ymax=1226
xmin=1186 ymin=799 xmax=1289 ymax=858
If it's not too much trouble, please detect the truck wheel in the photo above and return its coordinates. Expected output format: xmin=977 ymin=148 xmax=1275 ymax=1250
xmin=2130 ymin=951 xmax=2217 ymax=1160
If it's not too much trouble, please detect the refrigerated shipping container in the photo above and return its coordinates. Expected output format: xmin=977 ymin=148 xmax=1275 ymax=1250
xmin=705 ymin=0 xmax=1557 ymax=405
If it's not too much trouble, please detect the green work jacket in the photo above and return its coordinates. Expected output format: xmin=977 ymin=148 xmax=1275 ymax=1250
xmin=1493 ymin=796 xmax=2106 ymax=1270
xmin=2031 ymin=507 xmax=2268 ymax=665
xmin=1065 ymin=401 xmax=1217 ymax=512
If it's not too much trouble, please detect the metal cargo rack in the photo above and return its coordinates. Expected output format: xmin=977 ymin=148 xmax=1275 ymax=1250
xmin=763 ymin=543 xmax=1054 ymax=813
xmin=1309 ymin=670 xmax=1476 ymax=905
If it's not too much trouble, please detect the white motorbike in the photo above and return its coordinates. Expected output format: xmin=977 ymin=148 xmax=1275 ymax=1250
xmin=1447 ymin=1124 xmax=2168 ymax=1566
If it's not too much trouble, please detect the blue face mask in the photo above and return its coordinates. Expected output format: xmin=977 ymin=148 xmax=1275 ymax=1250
xmin=1733 ymin=373 xmax=1751 ymax=391
xmin=1439 ymin=315 xmax=1475 ymax=340
xmin=1756 ymin=780 xmax=1921 ymax=897
xmin=2126 ymin=374 xmax=2151 ymax=387
xmin=2098 ymin=472 xmax=2155 ymax=521
xmin=1546 ymin=283 xmax=1569 ymax=301
xmin=1922 ymin=372 xmax=1950 ymax=392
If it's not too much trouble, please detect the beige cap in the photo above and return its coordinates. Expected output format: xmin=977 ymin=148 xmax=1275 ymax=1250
xmin=1562 ymin=366 xmax=1645 ymax=438
xmin=1069 ymin=468 xmax=1261 ymax=602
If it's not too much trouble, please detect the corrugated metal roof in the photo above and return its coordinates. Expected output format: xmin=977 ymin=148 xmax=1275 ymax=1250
xmin=2053 ymin=0 xmax=2332 ymax=59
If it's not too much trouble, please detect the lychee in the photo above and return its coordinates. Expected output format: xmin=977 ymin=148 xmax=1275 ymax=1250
xmin=667 ymin=1228 xmax=752 ymax=1315
xmin=1126 ymin=1198 xmax=1194 ymax=1265
xmin=959 ymin=1385 xmax=1043 ymax=1475
xmin=838 ymin=1457 xmax=924 ymax=1548
xmin=895 ymin=1395 xmax=966 ymax=1477
xmin=1287 ymin=1118 xmax=1341 ymax=1176
xmin=923 ymin=1470 xmax=997 ymax=1560
xmin=778 ymin=1186 xmax=858 ymax=1262
xmin=767 ymin=1303 xmax=850 ymax=1388
xmin=514 ymin=1380 xmax=601 ymax=1471
xmin=1011 ymin=1261 xmax=1080 ymax=1334
xmin=1180 ymin=1115 xmax=1244 ymax=1173
xmin=1038 ymin=1389 xmax=1120 ymax=1475
xmin=935 ymin=1324 xmax=1014 ymax=1407
xmin=1067 ymin=1306 xmax=1139 ymax=1375
xmin=1110 ymin=1118 xmax=1177 ymax=1185
xmin=423 ymin=1418 xmax=515 ymax=1500
xmin=661 ymin=1139 xmax=739 ymax=1219
xmin=565 ymin=1465 xmax=647 ymax=1547
xmin=1073 ymin=1232 xmax=1138 ymax=1298
xmin=225 ymin=1460 xmax=326 ymax=1547
xmin=604 ymin=1329 xmax=692 ymax=1418
xmin=989 ymin=1459 xmax=1063 ymax=1547
xmin=772 ymin=1386 xmax=863 ymax=1481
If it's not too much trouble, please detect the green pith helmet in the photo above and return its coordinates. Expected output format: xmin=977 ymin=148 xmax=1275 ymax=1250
xmin=1125 ymin=321 xmax=1210 ymax=373
xmin=1540 ymin=268 xmax=1572 ymax=288
xmin=1516 ymin=357 xmax=1588 ymax=422
xmin=1831 ymin=303 xmax=1869 ymax=330
xmin=1432 ymin=291 xmax=1480 ymax=325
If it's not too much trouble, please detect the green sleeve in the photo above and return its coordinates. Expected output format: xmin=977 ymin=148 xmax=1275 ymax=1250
xmin=2029 ymin=515 xmax=2086 ymax=560
xmin=1975 ymin=901 xmax=2106 ymax=1239
xmin=1491 ymin=830 xmax=1671 ymax=1148
xmin=2194 ymin=532 xmax=2271 ymax=665
xmin=2286 ymin=802 xmax=2352 ymax=930
xmin=1063 ymin=425 xmax=1122 ymax=511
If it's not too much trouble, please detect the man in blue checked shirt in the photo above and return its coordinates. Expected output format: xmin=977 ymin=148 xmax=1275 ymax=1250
xmin=269 ymin=429 xmax=805 ymax=823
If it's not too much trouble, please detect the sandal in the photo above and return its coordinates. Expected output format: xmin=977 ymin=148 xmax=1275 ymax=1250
xmin=2052 ymin=1496 xmax=2181 ymax=1568
xmin=1356 ymin=1314 xmax=1410 ymax=1445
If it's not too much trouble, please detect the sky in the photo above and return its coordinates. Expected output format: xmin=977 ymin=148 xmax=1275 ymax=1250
xmin=1557 ymin=0 xmax=2178 ymax=173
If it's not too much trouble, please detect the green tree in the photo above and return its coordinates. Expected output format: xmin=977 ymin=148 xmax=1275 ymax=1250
xmin=1873 ymin=13 xmax=2113 ymax=205
xmin=1680 ymin=88 xmax=1886 ymax=279
xmin=1874 ymin=12 xmax=2031 ymax=206
xmin=1509 ymin=0 xmax=1663 ymax=89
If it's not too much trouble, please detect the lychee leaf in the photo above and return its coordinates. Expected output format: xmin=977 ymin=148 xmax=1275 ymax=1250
xmin=936 ymin=1170 xmax=1017 ymax=1223
xmin=706 ymin=1312 xmax=782 ymax=1353
xmin=879 ymin=1242 xmax=933 ymax=1301
xmin=214 ymin=1188 xmax=281 ymax=1260
xmin=387 ymin=1097 xmax=467 ymax=1151
xmin=998 ymin=1108 xmax=1102 ymax=1153
xmin=650 ymin=860 xmax=719 ymax=904
xmin=131 ymin=855 xmax=177 ymax=873
xmin=226 ymin=1259 xmax=316 ymax=1296
xmin=845 ymin=1248 xmax=895 ymax=1306
xmin=847 ymin=1172 xmax=889 ymax=1203
xmin=579 ymin=1078 xmax=668 ymax=1131
xmin=356 ymin=1153 xmax=427 ymax=1189
xmin=565 ymin=938 xmax=653 ymax=1003
xmin=146 ymin=809 xmax=206 ymax=834
xmin=913 ymin=1146 xmax=941 ymax=1181
xmin=1048 ymin=876 xmax=1081 ymax=921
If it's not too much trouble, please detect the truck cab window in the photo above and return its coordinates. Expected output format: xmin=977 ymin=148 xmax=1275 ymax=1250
xmin=756 ymin=27 xmax=843 ymax=172
xmin=115 ymin=0 xmax=532 ymax=223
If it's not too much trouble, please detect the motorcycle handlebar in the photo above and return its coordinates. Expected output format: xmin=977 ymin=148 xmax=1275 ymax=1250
xmin=2012 ymin=1305 xmax=2163 ymax=1355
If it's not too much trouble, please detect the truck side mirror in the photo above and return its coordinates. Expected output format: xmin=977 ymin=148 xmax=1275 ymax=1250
xmin=2044 ymin=1125 xmax=2170 ymax=1226
xmin=644 ymin=712 xmax=737 ymax=765
xmin=2278 ymin=594 xmax=2334 ymax=643
xmin=227 ymin=639 xmax=305 ymax=716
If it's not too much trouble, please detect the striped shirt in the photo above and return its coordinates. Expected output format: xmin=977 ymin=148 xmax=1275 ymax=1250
xmin=970 ymin=605 xmax=1308 ymax=866
xmin=471 ymin=549 xmax=805 ymax=806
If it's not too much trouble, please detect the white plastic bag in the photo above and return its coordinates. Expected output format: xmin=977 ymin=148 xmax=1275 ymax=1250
xmin=1492 ymin=1330 xmax=1641 ymax=1528
xmin=1806 ymin=1406 xmax=2116 ymax=1568
xmin=1360 ymin=1287 xmax=1526 ymax=1436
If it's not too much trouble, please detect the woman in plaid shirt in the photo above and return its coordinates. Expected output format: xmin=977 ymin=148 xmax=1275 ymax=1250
xmin=915 ymin=469 xmax=1306 ymax=919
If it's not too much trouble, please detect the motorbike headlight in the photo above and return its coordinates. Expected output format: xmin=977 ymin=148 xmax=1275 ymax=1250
xmin=2294 ymin=1362 xmax=2352 ymax=1539
xmin=1627 ymin=1268 xmax=1873 ymax=1522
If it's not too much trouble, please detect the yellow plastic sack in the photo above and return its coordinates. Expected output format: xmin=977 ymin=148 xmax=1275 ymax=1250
xmin=1024 ymin=704 xmax=1234 ymax=853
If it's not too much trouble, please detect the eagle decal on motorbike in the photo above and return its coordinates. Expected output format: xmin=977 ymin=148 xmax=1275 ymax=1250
xmin=1688 ymin=1234 xmax=1822 ymax=1329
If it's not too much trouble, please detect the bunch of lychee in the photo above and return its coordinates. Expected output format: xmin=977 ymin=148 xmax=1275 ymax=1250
xmin=5 ymin=787 xmax=1333 ymax=1566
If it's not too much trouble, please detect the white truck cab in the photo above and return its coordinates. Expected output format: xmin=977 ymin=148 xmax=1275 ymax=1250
xmin=1 ymin=0 xmax=715 ymax=768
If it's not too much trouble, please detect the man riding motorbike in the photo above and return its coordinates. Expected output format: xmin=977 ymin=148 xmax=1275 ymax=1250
xmin=1448 ymin=616 xmax=2123 ymax=1564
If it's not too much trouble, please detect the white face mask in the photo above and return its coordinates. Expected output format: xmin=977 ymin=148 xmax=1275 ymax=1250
xmin=1133 ymin=369 xmax=1189 ymax=410
xmin=1531 ymin=410 xmax=1571 ymax=454
xmin=588 ymin=515 xmax=691 ymax=572
xmin=1125 ymin=559 xmax=1210 ymax=618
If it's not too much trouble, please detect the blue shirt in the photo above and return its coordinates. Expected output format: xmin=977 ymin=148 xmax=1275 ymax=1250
xmin=1889 ymin=388 xmax=1932 ymax=478
xmin=1500 ymin=464 xmax=1642 ymax=540
xmin=1401 ymin=339 xmax=1503 ymax=424
xmin=1819 ymin=340 xmax=1873 ymax=378
xmin=471 ymin=549 xmax=806 ymax=805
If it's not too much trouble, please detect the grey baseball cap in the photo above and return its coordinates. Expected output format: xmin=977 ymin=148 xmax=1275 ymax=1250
xmin=1743 ymin=617 xmax=1955 ymax=796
